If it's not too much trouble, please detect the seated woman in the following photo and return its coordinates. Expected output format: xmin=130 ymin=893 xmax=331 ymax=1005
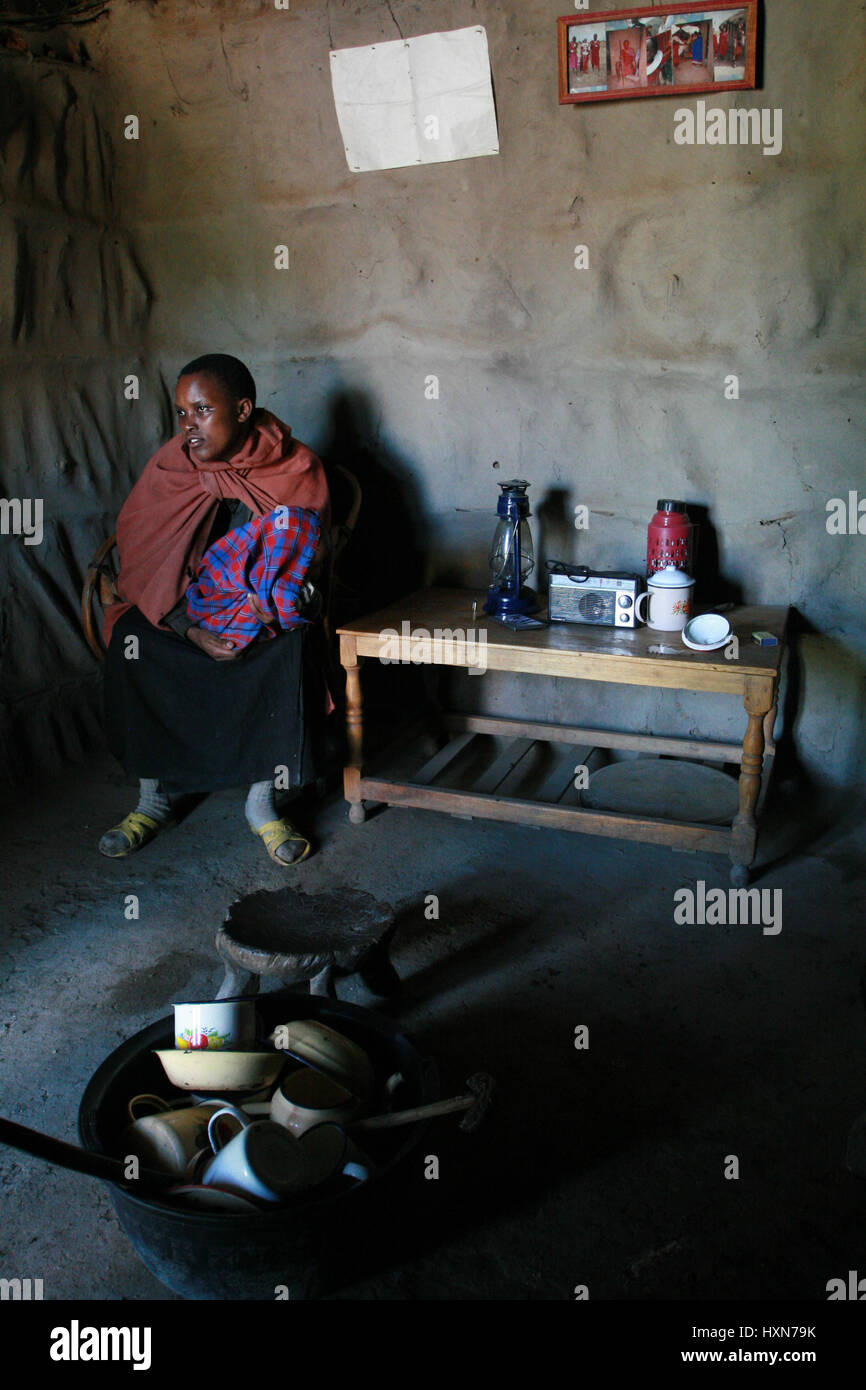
xmin=99 ymin=354 xmax=331 ymax=866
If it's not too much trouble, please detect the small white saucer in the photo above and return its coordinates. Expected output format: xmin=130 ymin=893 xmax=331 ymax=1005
xmin=681 ymin=613 xmax=732 ymax=651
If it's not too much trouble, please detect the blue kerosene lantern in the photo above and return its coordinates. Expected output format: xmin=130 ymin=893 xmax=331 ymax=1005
xmin=484 ymin=479 xmax=537 ymax=618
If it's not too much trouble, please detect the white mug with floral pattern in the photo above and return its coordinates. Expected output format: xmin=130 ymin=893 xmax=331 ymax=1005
xmin=634 ymin=565 xmax=695 ymax=633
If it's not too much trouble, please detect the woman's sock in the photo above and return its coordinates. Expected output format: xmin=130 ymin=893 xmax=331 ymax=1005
xmin=137 ymin=779 xmax=173 ymax=823
xmin=245 ymin=779 xmax=277 ymax=830
xmin=246 ymin=779 xmax=306 ymax=864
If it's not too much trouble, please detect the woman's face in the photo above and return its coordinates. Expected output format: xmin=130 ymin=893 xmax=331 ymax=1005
xmin=175 ymin=373 xmax=253 ymax=463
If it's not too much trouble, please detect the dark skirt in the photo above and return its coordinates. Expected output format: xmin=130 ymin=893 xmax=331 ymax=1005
xmin=104 ymin=607 xmax=326 ymax=796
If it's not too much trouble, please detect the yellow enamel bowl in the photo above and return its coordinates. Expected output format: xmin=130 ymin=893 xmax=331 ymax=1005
xmin=154 ymin=1049 xmax=286 ymax=1093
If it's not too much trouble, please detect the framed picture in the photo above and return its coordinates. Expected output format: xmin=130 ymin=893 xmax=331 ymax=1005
xmin=558 ymin=3 xmax=758 ymax=104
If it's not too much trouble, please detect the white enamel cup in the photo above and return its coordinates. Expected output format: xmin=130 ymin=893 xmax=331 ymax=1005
xmin=202 ymin=1105 xmax=310 ymax=1203
xmin=634 ymin=565 xmax=695 ymax=632
xmin=299 ymin=1123 xmax=372 ymax=1187
xmin=270 ymin=1068 xmax=362 ymax=1138
xmin=173 ymin=999 xmax=257 ymax=1051
xmin=121 ymin=1100 xmax=225 ymax=1179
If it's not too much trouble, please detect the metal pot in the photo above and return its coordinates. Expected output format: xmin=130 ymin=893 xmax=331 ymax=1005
xmin=78 ymin=991 xmax=438 ymax=1300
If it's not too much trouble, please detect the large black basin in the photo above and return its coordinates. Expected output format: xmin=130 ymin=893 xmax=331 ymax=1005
xmin=79 ymin=991 xmax=438 ymax=1300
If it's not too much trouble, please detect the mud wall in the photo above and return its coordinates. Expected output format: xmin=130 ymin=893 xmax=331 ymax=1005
xmin=2 ymin=0 xmax=865 ymax=792
xmin=0 ymin=24 xmax=168 ymax=781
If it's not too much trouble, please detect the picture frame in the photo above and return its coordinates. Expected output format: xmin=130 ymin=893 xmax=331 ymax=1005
xmin=558 ymin=3 xmax=758 ymax=105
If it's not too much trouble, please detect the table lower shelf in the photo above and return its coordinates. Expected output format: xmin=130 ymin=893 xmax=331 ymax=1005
xmin=355 ymin=773 xmax=733 ymax=852
xmin=344 ymin=711 xmax=775 ymax=883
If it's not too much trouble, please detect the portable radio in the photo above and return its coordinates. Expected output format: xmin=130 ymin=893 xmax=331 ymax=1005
xmin=546 ymin=561 xmax=642 ymax=627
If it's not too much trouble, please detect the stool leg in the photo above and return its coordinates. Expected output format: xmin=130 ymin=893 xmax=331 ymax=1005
xmin=309 ymin=961 xmax=336 ymax=997
xmin=359 ymin=941 xmax=401 ymax=998
xmin=215 ymin=933 xmax=261 ymax=1000
xmin=216 ymin=964 xmax=259 ymax=1000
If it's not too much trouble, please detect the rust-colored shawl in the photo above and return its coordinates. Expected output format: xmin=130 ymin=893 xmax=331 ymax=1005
xmin=104 ymin=410 xmax=330 ymax=643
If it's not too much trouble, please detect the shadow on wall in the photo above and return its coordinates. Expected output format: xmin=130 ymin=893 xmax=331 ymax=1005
xmin=687 ymin=503 xmax=744 ymax=608
xmin=317 ymin=388 xmax=427 ymax=614
xmin=534 ymin=487 xmax=574 ymax=576
xmin=531 ymin=493 xmax=746 ymax=607
xmin=315 ymin=387 xmax=430 ymax=720
xmin=766 ymin=612 xmax=866 ymax=854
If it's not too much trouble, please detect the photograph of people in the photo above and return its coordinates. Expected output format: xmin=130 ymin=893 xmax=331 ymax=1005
xmin=644 ymin=34 xmax=669 ymax=87
xmin=638 ymin=16 xmax=674 ymax=86
xmin=566 ymin=21 xmax=609 ymax=92
xmin=670 ymin=19 xmax=712 ymax=85
xmin=712 ymin=8 xmax=748 ymax=81
xmin=606 ymin=24 xmax=645 ymax=91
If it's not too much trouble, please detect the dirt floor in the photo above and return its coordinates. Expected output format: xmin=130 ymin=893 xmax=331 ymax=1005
xmin=674 ymin=59 xmax=711 ymax=86
xmin=1 ymin=746 xmax=865 ymax=1301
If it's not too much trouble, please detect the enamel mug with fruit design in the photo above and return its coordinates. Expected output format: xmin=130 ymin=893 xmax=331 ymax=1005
xmin=173 ymin=999 xmax=257 ymax=1051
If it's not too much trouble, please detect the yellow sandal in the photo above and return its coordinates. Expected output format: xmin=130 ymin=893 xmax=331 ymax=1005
xmin=98 ymin=810 xmax=173 ymax=858
xmin=252 ymin=817 xmax=311 ymax=866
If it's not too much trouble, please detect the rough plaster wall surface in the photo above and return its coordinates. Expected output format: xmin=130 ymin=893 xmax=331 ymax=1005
xmin=2 ymin=0 xmax=865 ymax=790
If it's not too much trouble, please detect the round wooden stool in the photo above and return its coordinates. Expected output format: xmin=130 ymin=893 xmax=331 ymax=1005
xmin=215 ymin=886 xmax=398 ymax=999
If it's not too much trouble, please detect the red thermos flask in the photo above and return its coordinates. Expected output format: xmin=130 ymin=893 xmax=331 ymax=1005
xmin=646 ymin=499 xmax=695 ymax=577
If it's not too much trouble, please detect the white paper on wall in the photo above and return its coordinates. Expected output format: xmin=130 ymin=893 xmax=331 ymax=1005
xmin=329 ymin=26 xmax=499 ymax=173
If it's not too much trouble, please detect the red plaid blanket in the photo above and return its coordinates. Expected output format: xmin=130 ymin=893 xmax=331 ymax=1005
xmin=185 ymin=506 xmax=321 ymax=648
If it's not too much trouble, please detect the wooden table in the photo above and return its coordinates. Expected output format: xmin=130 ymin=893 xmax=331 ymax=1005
xmin=338 ymin=589 xmax=789 ymax=884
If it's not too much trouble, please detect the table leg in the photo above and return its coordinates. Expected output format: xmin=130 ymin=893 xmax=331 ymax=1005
xmin=340 ymin=634 xmax=366 ymax=825
xmin=421 ymin=665 xmax=448 ymax=757
xmin=730 ymin=676 xmax=773 ymax=885
xmin=762 ymin=699 xmax=778 ymax=753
